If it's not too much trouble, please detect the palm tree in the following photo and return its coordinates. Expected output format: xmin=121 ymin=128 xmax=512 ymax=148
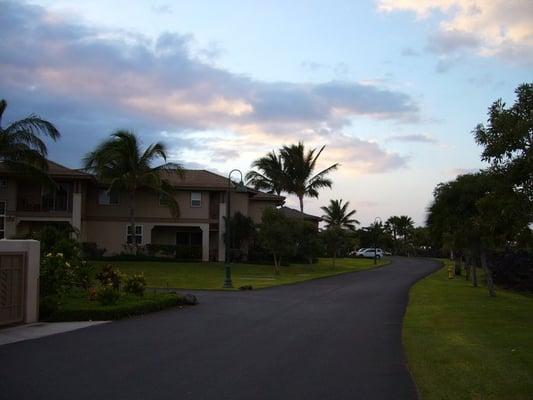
xmin=83 ymin=130 xmax=183 ymax=253
xmin=321 ymin=199 xmax=359 ymax=231
xmin=280 ymin=142 xmax=338 ymax=215
xmin=0 ymin=99 xmax=60 ymax=180
xmin=245 ymin=150 xmax=286 ymax=195
xmin=385 ymin=215 xmax=415 ymax=255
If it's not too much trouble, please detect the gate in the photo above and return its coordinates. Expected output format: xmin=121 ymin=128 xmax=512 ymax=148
xmin=0 ymin=254 xmax=25 ymax=326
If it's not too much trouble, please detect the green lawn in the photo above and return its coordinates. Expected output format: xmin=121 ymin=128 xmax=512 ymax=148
xmin=92 ymin=257 xmax=388 ymax=289
xmin=403 ymin=259 xmax=533 ymax=400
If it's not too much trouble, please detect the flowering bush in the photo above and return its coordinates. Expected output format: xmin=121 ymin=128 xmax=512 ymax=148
xmin=95 ymin=265 xmax=122 ymax=290
xmin=123 ymin=273 xmax=147 ymax=297
xmin=40 ymin=253 xmax=76 ymax=299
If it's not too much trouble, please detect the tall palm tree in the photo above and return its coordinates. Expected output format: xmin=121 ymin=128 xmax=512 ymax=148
xmin=83 ymin=130 xmax=183 ymax=252
xmin=386 ymin=215 xmax=415 ymax=255
xmin=245 ymin=150 xmax=285 ymax=195
xmin=0 ymin=99 xmax=60 ymax=180
xmin=321 ymin=199 xmax=359 ymax=230
xmin=280 ymin=142 xmax=338 ymax=215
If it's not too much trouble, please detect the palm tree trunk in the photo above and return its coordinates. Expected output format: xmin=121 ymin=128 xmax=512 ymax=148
xmin=129 ymin=190 xmax=137 ymax=255
xmin=332 ymin=249 xmax=336 ymax=268
xmin=480 ymin=249 xmax=496 ymax=297
xmin=298 ymin=196 xmax=304 ymax=219
xmin=273 ymin=253 xmax=280 ymax=275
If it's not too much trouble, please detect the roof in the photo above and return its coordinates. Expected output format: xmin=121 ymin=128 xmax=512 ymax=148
xmin=158 ymin=168 xmax=285 ymax=202
xmin=0 ymin=160 xmax=93 ymax=180
xmin=279 ymin=206 xmax=322 ymax=221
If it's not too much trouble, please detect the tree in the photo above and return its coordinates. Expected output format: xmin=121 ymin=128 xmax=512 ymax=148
xmin=320 ymin=226 xmax=350 ymax=268
xmin=385 ymin=215 xmax=415 ymax=255
xmin=426 ymin=172 xmax=530 ymax=296
xmin=0 ymin=99 xmax=60 ymax=181
xmin=84 ymin=130 xmax=183 ymax=253
xmin=280 ymin=142 xmax=338 ymax=215
xmin=474 ymin=83 xmax=533 ymax=203
xmin=293 ymin=219 xmax=321 ymax=264
xmin=321 ymin=199 xmax=359 ymax=231
xmin=258 ymin=207 xmax=295 ymax=274
xmin=245 ymin=150 xmax=286 ymax=195
xmin=224 ymin=211 xmax=256 ymax=261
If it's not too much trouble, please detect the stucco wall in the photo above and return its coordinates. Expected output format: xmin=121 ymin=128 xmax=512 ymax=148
xmin=84 ymin=186 xmax=209 ymax=220
xmin=248 ymin=201 xmax=277 ymax=224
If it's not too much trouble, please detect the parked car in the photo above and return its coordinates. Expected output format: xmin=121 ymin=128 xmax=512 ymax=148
xmin=356 ymin=248 xmax=384 ymax=259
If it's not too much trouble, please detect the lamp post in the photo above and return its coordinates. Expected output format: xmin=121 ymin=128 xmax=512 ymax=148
xmin=373 ymin=217 xmax=382 ymax=265
xmin=223 ymin=169 xmax=246 ymax=288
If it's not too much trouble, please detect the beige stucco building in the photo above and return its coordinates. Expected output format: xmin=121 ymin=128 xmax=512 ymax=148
xmin=0 ymin=161 xmax=286 ymax=261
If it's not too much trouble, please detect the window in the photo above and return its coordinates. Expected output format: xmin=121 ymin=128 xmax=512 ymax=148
xmin=159 ymin=193 xmax=169 ymax=206
xmin=0 ymin=178 xmax=7 ymax=189
xmin=126 ymin=225 xmax=143 ymax=244
xmin=0 ymin=201 xmax=5 ymax=239
xmin=191 ymin=192 xmax=202 ymax=207
xmin=98 ymin=189 xmax=119 ymax=205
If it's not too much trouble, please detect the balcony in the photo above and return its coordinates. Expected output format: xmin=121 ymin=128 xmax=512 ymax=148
xmin=15 ymin=182 xmax=73 ymax=218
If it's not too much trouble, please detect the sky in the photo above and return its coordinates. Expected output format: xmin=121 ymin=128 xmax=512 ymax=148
xmin=1 ymin=0 xmax=531 ymax=226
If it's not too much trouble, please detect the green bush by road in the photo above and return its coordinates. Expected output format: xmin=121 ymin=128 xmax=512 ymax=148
xmin=403 ymin=260 xmax=533 ymax=400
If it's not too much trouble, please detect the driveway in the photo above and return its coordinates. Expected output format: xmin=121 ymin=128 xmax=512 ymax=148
xmin=0 ymin=257 xmax=440 ymax=400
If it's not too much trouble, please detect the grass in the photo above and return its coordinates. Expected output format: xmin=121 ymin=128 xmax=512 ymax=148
xmin=48 ymin=291 xmax=187 ymax=321
xmin=92 ymin=257 xmax=388 ymax=290
xmin=403 ymin=259 xmax=533 ymax=400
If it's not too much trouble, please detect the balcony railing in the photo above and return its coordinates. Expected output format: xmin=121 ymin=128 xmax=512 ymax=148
xmin=16 ymin=196 xmax=72 ymax=213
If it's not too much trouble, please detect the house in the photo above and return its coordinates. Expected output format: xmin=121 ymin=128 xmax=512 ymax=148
xmin=0 ymin=161 xmax=301 ymax=262
xmin=279 ymin=206 xmax=322 ymax=229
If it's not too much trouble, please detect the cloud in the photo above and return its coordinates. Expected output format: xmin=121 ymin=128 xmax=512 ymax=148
xmin=0 ymin=0 xmax=414 ymax=174
xmin=387 ymin=134 xmax=438 ymax=144
xmin=151 ymin=3 xmax=173 ymax=14
xmin=377 ymin=0 xmax=533 ymax=67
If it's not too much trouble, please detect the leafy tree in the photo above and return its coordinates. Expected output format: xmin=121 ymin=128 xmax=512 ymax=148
xmin=245 ymin=150 xmax=285 ymax=195
xmin=258 ymin=207 xmax=295 ymax=274
xmin=385 ymin=215 xmax=415 ymax=255
xmin=0 ymin=99 xmax=60 ymax=181
xmin=84 ymin=130 xmax=183 ymax=253
xmin=293 ymin=219 xmax=321 ymax=264
xmin=427 ymin=172 xmax=530 ymax=296
xmin=320 ymin=226 xmax=350 ymax=268
xmin=474 ymin=83 xmax=533 ymax=203
xmin=321 ymin=199 xmax=359 ymax=231
xmin=280 ymin=142 xmax=338 ymax=215
xmin=224 ymin=211 xmax=256 ymax=260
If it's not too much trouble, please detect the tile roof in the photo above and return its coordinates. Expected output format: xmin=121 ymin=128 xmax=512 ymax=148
xmin=279 ymin=206 xmax=322 ymax=221
xmin=0 ymin=160 xmax=93 ymax=179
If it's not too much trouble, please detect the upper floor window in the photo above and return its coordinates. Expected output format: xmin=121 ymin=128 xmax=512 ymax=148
xmin=0 ymin=178 xmax=7 ymax=189
xmin=191 ymin=192 xmax=202 ymax=208
xmin=98 ymin=189 xmax=119 ymax=205
xmin=126 ymin=225 xmax=143 ymax=244
xmin=159 ymin=193 xmax=169 ymax=206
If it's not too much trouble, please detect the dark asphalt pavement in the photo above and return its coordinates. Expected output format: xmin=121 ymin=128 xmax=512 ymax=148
xmin=0 ymin=257 xmax=440 ymax=400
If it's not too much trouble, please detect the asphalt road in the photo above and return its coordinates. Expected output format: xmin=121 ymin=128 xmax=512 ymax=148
xmin=0 ymin=257 xmax=440 ymax=400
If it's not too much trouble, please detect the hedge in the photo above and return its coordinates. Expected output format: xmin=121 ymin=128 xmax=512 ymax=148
xmin=47 ymin=292 xmax=190 ymax=322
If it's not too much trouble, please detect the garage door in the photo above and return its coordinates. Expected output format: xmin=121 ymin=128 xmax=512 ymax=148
xmin=0 ymin=254 xmax=25 ymax=326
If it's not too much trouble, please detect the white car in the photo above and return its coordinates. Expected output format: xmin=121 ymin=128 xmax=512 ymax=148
xmin=356 ymin=248 xmax=384 ymax=259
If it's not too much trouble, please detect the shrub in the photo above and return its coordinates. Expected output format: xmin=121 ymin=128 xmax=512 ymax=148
xmin=40 ymin=253 xmax=76 ymax=299
xmin=46 ymin=293 xmax=193 ymax=321
xmin=81 ymin=242 xmax=106 ymax=259
xmin=96 ymin=286 xmax=120 ymax=306
xmin=123 ymin=273 xmax=147 ymax=297
xmin=488 ymin=251 xmax=533 ymax=293
xmin=96 ymin=265 xmax=122 ymax=290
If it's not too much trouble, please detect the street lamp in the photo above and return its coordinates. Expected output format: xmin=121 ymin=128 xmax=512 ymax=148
xmin=373 ymin=217 xmax=382 ymax=265
xmin=223 ymin=169 xmax=247 ymax=288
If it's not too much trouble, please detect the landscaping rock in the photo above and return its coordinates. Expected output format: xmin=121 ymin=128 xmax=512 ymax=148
xmin=183 ymin=294 xmax=198 ymax=305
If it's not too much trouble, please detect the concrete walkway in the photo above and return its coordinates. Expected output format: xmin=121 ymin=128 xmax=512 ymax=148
xmin=0 ymin=321 xmax=109 ymax=346
xmin=0 ymin=257 xmax=440 ymax=400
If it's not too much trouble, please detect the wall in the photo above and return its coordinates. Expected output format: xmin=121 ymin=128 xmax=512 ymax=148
xmin=84 ymin=185 xmax=210 ymax=221
xmin=0 ymin=240 xmax=40 ymax=324
xmin=248 ymin=201 xmax=277 ymax=224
